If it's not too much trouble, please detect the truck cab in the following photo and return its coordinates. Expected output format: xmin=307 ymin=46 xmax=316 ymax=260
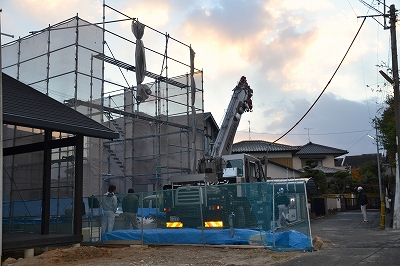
xmin=221 ymin=153 xmax=265 ymax=184
xmin=162 ymin=153 xmax=265 ymax=229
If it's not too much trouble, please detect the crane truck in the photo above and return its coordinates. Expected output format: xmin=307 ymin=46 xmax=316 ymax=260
xmin=162 ymin=76 xmax=268 ymax=229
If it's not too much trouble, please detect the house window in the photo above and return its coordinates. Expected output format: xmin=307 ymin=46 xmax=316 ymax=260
xmin=301 ymin=159 xmax=323 ymax=168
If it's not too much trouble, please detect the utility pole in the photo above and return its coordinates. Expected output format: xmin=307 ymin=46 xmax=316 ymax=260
xmin=388 ymin=4 xmax=400 ymax=230
xmin=359 ymin=3 xmax=399 ymax=229
xmin=373 ymin=126 xmax=385 ymax=229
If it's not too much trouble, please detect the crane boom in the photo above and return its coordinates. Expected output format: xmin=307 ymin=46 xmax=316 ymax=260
xmin=210 ymin=76 xmax=253 ymax=157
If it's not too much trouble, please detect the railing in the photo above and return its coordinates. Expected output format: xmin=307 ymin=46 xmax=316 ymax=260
xmin=2 ymin=182 xmax=313 ymax=251
xmin=85 ymin=181 xmax=313 ymax=251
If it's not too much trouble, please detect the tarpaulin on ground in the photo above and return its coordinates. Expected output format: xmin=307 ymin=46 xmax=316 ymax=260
xmin=102 ymin=228 xmax=311 ymax=249
xmin=102 ymin=228 xmax=256 ymax=245
xmin=267 ymin=230 xmax=311 ymax=249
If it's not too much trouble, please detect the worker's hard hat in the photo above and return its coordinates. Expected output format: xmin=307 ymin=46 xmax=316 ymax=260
xmin=357 ymin=186 xmax=363 ymax=191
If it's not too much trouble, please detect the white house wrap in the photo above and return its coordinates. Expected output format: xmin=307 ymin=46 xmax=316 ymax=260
xmin=132 ymin=20 xmax=151 ymax=102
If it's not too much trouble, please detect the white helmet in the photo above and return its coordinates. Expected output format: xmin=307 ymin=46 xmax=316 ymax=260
xmin=357 ymin=186 xmax=363 ymax=191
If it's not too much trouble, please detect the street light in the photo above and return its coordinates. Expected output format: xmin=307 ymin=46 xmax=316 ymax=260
xmin=367 ymin=129 xmax=385 ymax=229
xmin=379 ymin=70 xmax=394 ymax=85
xmin=367 ymin=134 xmax=383 ymax=200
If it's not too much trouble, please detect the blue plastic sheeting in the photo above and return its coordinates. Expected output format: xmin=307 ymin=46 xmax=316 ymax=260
xmin=102 ymin=229 xmax=312 ymax=249
xmin=3 ymin=197 xmax=164 ymax=220
xmin=266 ymin=230 xmax=312 ymax=249
xmin=91 ymin=207 xmax=164 ymax=219
xmin=137 ymin=208 xmax=165 ymax=219
xmin=3 ymin=217 xmax=72 ymax=225
xmin=3 ymin=198 xmax=73 ymax=218
xmin=103 ymin=228 xmax=257 ymax=245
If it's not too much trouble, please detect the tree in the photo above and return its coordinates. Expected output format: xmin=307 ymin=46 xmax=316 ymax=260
xmin=329 ymin=170 xmax=353 ymax=194
xmin=301 ymin=159 xmax=328 ymax=195
xmin=375 ymin=96 xmax=396 ymax=161
xmin=358 ymin=161 xmax=380 ymax=186
xmin=356 ymin=160 xmax=388 ymax=195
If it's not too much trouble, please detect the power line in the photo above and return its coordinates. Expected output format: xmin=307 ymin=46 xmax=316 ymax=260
xmin=272 ymin=17 xmax=367 ymax=144
xmin=345 ymin=128 xmax=374 ymax=152
xmin=236 ymin=129 xmax=372 ymax=136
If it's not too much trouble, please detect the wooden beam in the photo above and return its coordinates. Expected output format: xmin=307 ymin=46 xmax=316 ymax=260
xmin=41 ymin=130 xmax=52 ymax=234
xmin=3 ymin=136 xmax=77 ymax=156
xmin=73 ymin=134 xmax=84 ymax=236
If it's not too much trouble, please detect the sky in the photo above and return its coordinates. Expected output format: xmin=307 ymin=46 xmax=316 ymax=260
xmin=1 ymin=0 xmax=399 ymax=157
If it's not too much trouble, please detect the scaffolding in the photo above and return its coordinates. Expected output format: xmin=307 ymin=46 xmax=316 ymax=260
xmin=1 ymin=2 xmax=205 ymax=202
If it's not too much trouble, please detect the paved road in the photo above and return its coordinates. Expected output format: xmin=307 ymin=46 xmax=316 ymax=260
xmin=277 ymin=210 xmax=400 ymax=265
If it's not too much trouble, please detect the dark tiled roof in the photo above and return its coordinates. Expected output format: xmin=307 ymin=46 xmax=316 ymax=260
xmin=341 ymin=153 xmax=380 ymax=168
xmin=2 ymin=73 xmax=119 ymax=140
xmin=232 ymin=140 xmax=300 ymax=153
xmin=296 ymin=142 xmax=348 ymax=156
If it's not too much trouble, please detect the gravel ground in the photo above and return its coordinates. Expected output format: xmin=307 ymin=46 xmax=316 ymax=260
xmin=3 ymin=244 xmax=305 ymax=266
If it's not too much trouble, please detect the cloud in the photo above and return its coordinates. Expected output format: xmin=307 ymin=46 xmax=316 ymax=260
xmin=12 ymin=0 xmax=102 ymax=25
xmin=3 ymin=0 xmax=386 ymax=157
xmin=184 ymin=0 xmax=270 ymax=40
xmin=235 ymin=92 xmax=375 ymax=155
xmin=121 ymin=1 xmax=171 ymax=28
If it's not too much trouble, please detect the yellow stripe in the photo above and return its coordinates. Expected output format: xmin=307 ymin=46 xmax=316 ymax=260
xmin=204 ymin=221 xmax=223 ymax=227
xmin=166 ymin=221 xmax=183 ymax=228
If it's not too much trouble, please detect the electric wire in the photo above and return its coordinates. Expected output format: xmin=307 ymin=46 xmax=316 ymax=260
xmin=360 ymin=16 xmax=371 ymax=120
xmin=347 ymin=0 xmax=358 ymax=17
xmin=237 ymin=129 xmax=372 ymax=136
xmin=352 ymin=12 xmax=374 ymax=156
xmin=346 ymin=128 xmax=374 ymax=151
xmin=375 ymin=19 xmax=382 ymax=118
xmin=272 ymin=17 xmax=367 ymax=144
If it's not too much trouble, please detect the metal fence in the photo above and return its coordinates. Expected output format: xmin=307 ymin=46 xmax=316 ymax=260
xmin=83 ymin=180 xmax=313 ymax=251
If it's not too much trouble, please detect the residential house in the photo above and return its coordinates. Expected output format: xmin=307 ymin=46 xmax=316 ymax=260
xmin=232 ymin=140 xmax=348 ymax=180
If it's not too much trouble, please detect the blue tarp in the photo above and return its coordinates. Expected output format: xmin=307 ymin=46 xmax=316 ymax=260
xmin=3 ymin=197 xmax=164 ymax=220
xmin=103 ymin=228 xmax=258 ymax=245
xmin=96 ymin=207 xmax=164 ymax=219
xmin=3 ymin=198 xmax=73 ymax=218
xmin=102 ymin=228 xmax=312 ymax=249
xmin=266 ymin=230 xmax=311 ymax=249
xmin=137 ymin=208 xmax=165 ymax=219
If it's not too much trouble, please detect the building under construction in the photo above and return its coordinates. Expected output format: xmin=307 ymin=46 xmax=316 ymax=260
xmin=1 ymin=4 xmax=211 ymax=203
xmin=1 ymin=5 xmax=314 ymax=252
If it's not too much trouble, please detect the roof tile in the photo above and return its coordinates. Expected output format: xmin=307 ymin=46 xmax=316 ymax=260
xmin=296 ymin=142 xmax=348 ymax=156
xmin=2 ymin=73 xmax=118 ymax=140
xmin=232 ymin=140 xmax=301 ymax=153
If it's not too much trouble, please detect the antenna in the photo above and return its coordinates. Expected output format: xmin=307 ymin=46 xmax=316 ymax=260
xmin=248 ymin=120 xmax=251 ymax=140
xmin=304 ymin=128 xmax=312 ymax=142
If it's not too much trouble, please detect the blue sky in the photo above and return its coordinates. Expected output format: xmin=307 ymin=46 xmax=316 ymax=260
xmin=2 ymin=0 xmax=399 ymax=156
